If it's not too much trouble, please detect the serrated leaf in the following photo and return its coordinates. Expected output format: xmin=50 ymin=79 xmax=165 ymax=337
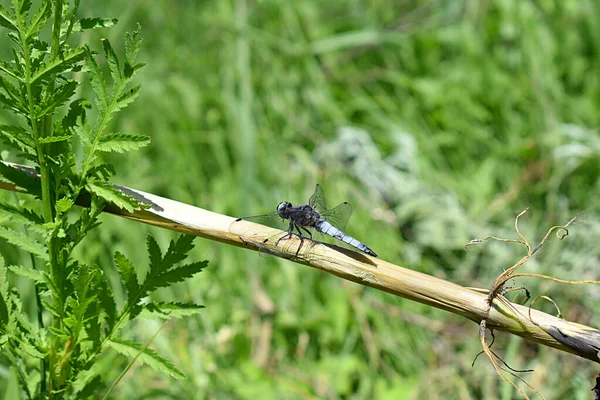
xmin=83 ymin=48 xmax=107 ymax=112
xmin=124 ymin=24 xmax=142 ymax=67
xmin=0 ymin=74 xmax=22 ymax=103
xmin=72 ymin=17 xmax=117 ymax=32
xmin=74 ymin=375 xmax=103 ymax=399
xmin=0 ymin=226 xmax=48 ymax=261
xmin=107 ymin=338 xmax=185 ymax=379
xmin=26 ymin=0 xmax=51 ymax=41
xmin=140 ymin=302 xmax=204 ymax=320
xmin=86 ymin=163 xmax=115 ymax=181
xmin=18 ymin=340 xmax=45 ymax=359
xmin=95 ymin=269 xmax=116 ymax=332
xmin=0 ymin=200 xmax=44 ymax=231
xmin=17 ymin=0 xmax=32 ymax=15
xmin=114 ymin=251 xmax=138 ymax=304
xmin=114 ymin=83 xmax=140 ymax=112
xmin=38 ymin=134 xmax=72 ymax=144
xmin=0 ymin=256 xmax=9 ymax=326
xmin=31 ymin=46 xmax=86 ymax=85
xmin=0 ymin=4 xmax=17 ymax=31
xmin=102 ymin=38 xmax=121 ymax=83
xmin=162 ymin=235 xmax=195 ymax=269
xmin=0 ymin=59 xmax=20 ymax=80
xmin=36 ymin=79 xmax=77 ymax=118
xmin=146 ymin=235 xmax=162 ymax=273
xmin=87 ymin=182 xmax=139 ymax=213
xmin=145 ymin=261 xmax=207 ymax=294
xmin=124 ymin=61 xmax=146 ymax=79
xmin=8 ymin=265 xmax=45 ymax=283
xmin=97 ymin=133 xmax=150 ymax=153
xmin=0 ymin=162 xmax=41 ymax=197
xmin=55 ymin=198 xmax=74 ymax=213
xmin=0 ymin=124 xmax=36 ymax=155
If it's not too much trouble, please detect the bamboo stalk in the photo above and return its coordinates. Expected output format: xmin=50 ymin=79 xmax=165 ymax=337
xmin=1 ymin=161 xmax=599 ymax=363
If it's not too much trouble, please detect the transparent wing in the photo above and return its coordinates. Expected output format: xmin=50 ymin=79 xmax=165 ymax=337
xmin=230 ymin=212 xmax=322 ymax=260
xmin=229 ymin=212 xmax=290 ymax=235
xmin=320 ymin=202 xmax=353 ymax=232
xmin=308 ymin=184 xmax=327 ymax=213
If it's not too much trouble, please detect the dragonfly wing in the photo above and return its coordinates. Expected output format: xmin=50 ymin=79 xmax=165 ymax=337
xmin=320 ymin=202 xmax=353 ymax=232
xmin=230 ymin=212 xmax=289 ymax=235
xmin=308 ymin=183 xmax=327 ymax=213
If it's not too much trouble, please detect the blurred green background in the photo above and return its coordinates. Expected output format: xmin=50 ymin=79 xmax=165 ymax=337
xmin=1 ymin=0 xmax=599 ymax=398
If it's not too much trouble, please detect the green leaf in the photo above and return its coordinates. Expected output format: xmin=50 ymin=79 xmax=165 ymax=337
xmin=162 ymin=235 xmax=195 ymax=268
xmin=114 ymin=251 xmax=138 ymax=304
xmin=72 ymin=17 xmax=117 ymax=32
xmin=8 ymin=265 xmax=45 ymax=283
xmin=38 ymin=134 xmax=72 ymax=144
xmin=25 ymin=0 xmax=51 ymax=41
xmin=146 ymin=235 xmax=162 ymax=273
xmin=0 ymin=59 xmax=20 ymax=81
xmin=30 ymin=46 xmax=86 ymax=85
xmin=55 ymin=197 xmax=74 ymax=213
xmin=0 ymin=4 xmax=17 ymax=31
xmin=0 ymin=256 xmax=9 ymax=326
xmin=86 ymin=163 xmax=115 ymax=181
xmin=107 ymin=338 xmax=185 ymax=379
xmin=124 ymin=23 xmax=142 ymax=67
xmin=0 ymin=226 xmax=48 ymax=261
xmin=0 ymin=75 xmax=25 ymax=113
xmin=113 ymin=83 xmax=141 ymax=112
xmin=74 ymin=375 xmax=103 ymax=399
xmin=102 ymin=38 xmax=121 ymax=83
xmin=0 ymin=162 xmax=41 ymax=197
xmin=140 ymin=302 xmax=204 ymax=320
xmin=83 ymin=48 xmax=107 ymax=112
xmin=86 ymin=182 xmax=139 ymax=213
xmin=97 ymin=133 xmax=150 ymax=153
xmin=0 ymin=200 xmax=45 ymax=234
xmin=95 ymin=269 xmax=116 ymax=332
xmin=17 ymin=0 xmax=32 ymax=15
xmin=36 ymin=79 xmax=78 ymax=118
xmin=0 ymin=124 xmax=36 ymax=155
xmin=145 ymin=261 xmax=207 ymax=294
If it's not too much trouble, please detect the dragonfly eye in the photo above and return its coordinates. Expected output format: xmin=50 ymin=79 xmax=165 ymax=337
xmin=277 ymin=202 xmax=291 ymax=213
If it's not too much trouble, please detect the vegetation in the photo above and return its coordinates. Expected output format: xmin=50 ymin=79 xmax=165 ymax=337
xmin=0 ymin=0 xmax=598 ymax=398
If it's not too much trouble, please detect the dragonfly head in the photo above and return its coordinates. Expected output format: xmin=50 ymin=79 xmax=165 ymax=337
xmin=277 ymin=202 xmax=292 ymax=218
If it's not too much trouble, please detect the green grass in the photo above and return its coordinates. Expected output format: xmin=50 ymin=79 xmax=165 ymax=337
xmin=1 ymin=0 xmax=599 ymax=398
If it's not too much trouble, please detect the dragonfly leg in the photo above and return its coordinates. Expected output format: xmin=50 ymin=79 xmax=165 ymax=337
xmin=300 ymin=226 xmax=313 ymax=240
xmin=276 ymin=221 xmax=295 ymax=246
xmin=293 ymin=224 xmax=305 ymax=259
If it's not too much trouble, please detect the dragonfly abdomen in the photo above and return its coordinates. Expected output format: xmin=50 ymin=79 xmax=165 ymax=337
xmin=316 ymin=221 xmax=377 ymax=257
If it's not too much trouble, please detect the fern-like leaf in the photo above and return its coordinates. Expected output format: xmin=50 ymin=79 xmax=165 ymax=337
xmin=86 ymin=182 xmax=139 ymax=213
xmin=0 ymin=124 xmax=35 ymax=155
xmin=0 ymin=226 xmax=47 ymax=261
xmin=30 ymin=46 xmax=86 ymax=85
xmin=0 ymin=255 xmax=9 ymax=327
xmin=114 ymin=251 xmax=138 ymax=305
xmin=145 ymin=261 xmax=207 ymax=294
xmin=107 ymin=338 xmax=185 ymax=379
xmin=25 ymin=0 xmax=51 ymax=41
xmin=140 ymin=302 xmax=204 ymax=320
xmin=36 ymin=79 xmax=77 ymax=118
xmin=101 ymin=38 xmax=121 ymax=84
xmin=96 ymin=133 xmax=150 ymax=153
xmin=0 ymin=4 xmax=17 ymax=31
xmin=8 ymin=265 xmax=45 ymax=284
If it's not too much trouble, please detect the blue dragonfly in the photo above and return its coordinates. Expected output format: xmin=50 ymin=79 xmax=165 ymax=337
xmin=230 ymin=184 xmax=377 ymax=259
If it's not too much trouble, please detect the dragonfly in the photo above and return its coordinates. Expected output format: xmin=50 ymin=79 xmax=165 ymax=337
xmin=230 ymin=184 xmax=377 ymax=259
